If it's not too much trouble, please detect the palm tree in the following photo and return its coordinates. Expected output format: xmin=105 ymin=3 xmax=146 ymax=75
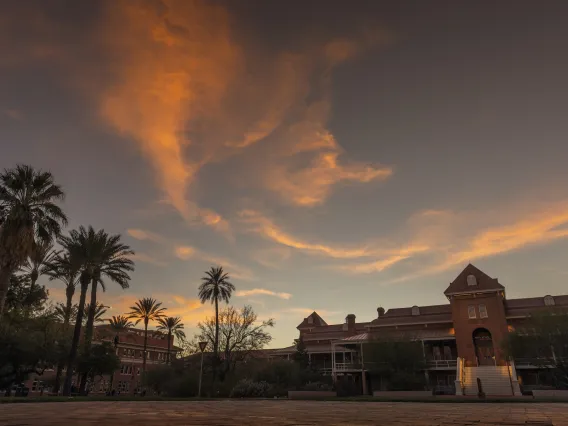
xmin=107 ymin=315 xmax=133 ymax=392
xmin=20 ymin=241 xmax=59 ymax=309
xmin=82 ymin=302 xmax=107 ymax=326
xmin=47 ymin=253 xmax=80 ymax=328
xmin=198 ymin=266 xmax=235 ymax=357
xmin=54 ymin=302 xmax=78 ymax=324
xmin=128 ymin=298 xmax=166 ymax=377
xmin=108 ymin=315 xmax=133 ymax=347
xmin=83 ymin=232 xmax=133 ymax=350
xmin=0 ymin=165 xmax=67 ymax=317
xmin=156 ymin=316 xmax=185 ymax=364
xmin=60 ymin=228 xmax=133 ymax=394
xmin=58 ymin=226 xmax=105 ymax=396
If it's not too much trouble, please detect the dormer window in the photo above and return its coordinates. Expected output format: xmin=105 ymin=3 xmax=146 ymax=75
xmin=307 ymin=316 xmax=313 ymax=324
xmin=467 ymin=274 xmax=477 ymax=286
xmin=544 ymin=295 xmax=555 ymax=306
xmin=411 ymin=306 xmax=420 ymax=316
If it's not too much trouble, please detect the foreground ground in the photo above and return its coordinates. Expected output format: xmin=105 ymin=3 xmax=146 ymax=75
xmin=1 ymin=401 xmax=568 ymax=425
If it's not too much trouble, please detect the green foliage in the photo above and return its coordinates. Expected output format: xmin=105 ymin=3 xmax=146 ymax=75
xmin=504 ymin=311 xmax=568 ymax=389
xmin=364 ymin=338 xmax=427 ymax=391
xmin=0 ymin=311 xmax=67 ymax=389
xmin=293 ymin=337 xmax=310 ymax=367
xmin=77 ymin=342 xmax=120 ymax=380
xmin=5 ymin=274 xmax=48 ymax=314
xmin=229 ymin=379 xmax=270 ymax=398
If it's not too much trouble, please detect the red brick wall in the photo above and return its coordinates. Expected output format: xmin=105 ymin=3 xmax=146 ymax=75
xmin=450 ymin=292 xmax=509 ymax=366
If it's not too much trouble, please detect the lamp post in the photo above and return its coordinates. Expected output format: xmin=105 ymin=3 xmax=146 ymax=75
xmin=198 ymin=341 xmax=207 ymax=398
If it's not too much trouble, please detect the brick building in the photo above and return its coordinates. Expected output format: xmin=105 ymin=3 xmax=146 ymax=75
xmin=25 ymin=324 xmax=181 ymax=395
xmin=269 ymin=264 xmax=568 ymax=396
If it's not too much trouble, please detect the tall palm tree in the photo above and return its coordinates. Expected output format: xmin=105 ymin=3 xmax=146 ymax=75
xmin=66 ymin=229 xmax=134 ymax=394
xmin=107 ymin=315 xmax=133 ymax=392
xmin=59 ymin=226 xmax=105 ymax=396
xmin=0 ymin=165 xmax=67 ymax=317
xmin=83 ymin=232 xmax=133 ymax=350
xmin=198 ymin=266 xmax=235 ymax=357
xmin=156 ymin=316 xmax=185 ymax=364
xmin=20 ymin=241 xmax=59 ymax=308
xmin=128 ymin=298 xmax=166 ymax=376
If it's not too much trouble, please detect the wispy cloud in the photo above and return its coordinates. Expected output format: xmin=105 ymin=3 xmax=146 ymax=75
xmin=129 ymin=252 xmax=167 ymax=267
xmin=235 ymin=288 xmax=292 ymax=300
xmin=127 ymin=228 xmax=166 ymax=244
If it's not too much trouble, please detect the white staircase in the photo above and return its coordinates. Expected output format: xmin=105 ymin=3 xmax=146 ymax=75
xmin=462 ymin=366 xmax=520 ymax=396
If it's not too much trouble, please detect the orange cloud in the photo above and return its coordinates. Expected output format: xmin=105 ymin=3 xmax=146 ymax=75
xmin=127 ymin=228 xmax=165 ymax=244
xmin=98 ymin=0 xmax=238 ymax=231
xmin=239 ymin=209 xmax=424 ymax=265
xmin=235 ymin=288 xmax=292 ymax=300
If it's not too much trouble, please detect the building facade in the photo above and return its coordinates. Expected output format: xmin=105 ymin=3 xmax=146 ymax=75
xmin=270 ymin=264 xmax=568 ymax=396
xmin=24 ymin=325 xmax=181 ymax=396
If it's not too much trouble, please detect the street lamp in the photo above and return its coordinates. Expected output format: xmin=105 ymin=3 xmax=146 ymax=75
xmin=198 ymin=341 xmax=207 ymax=398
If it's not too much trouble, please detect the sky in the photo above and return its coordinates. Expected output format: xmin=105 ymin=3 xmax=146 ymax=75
xmin=2 ymin=0 xmax=568 ymax=348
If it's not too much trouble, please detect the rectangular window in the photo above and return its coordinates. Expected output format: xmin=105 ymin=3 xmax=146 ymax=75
xmin=468 ymin=305 xmax=476 ymax=319
xmin=120 ymin=365 xmax=125 ymax=374
xmin=479 ymin=304 xmax=488 ymax=318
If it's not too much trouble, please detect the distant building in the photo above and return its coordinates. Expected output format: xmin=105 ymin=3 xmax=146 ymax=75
xmin=24 ymin=325 xmax=181 ymax=395
xmin=268 ymin=264 xmax=568 ymax=396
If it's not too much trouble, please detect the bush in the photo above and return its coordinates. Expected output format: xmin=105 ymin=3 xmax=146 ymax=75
xmin=302 ymin=381 xmax=333 ymax=391
xmin=229 ymin=379 xmax=270 ymax=398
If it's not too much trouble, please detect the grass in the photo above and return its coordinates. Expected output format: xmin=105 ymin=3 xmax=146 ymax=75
xmin=2 ymin=395 xmax=568 ymax=404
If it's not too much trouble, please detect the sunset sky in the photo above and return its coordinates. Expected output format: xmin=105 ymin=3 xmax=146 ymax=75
xmin=2 ymin=0 xmax=568 ymax=348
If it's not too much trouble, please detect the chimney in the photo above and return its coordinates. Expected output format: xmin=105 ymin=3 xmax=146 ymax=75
xmin=377 ymin=307 xmax=385 ymax=318
xmin=346 ymin=314 xmax=356 ymax=333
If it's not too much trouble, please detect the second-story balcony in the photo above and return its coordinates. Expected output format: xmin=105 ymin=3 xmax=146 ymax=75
xmin=426 ymin=359 xmax=457 ymax=369
xmin=334 ymin=362 xmax=363 ymax=371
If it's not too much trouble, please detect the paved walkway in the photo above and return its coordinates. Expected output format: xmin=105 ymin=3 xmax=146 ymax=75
xmin=1 ymin=401 xmax=568 ymax=425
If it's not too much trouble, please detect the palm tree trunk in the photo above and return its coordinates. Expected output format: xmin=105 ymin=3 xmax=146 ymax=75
xmin=79 ymin=279 xmax=98 ymax=393
xmin=53 ymin=282 xmax=75 ymax=393
xmin=62 ymin=276 xmax=89 ymax=396
xmin=142 ymin=320 xmax=148 ymax=377
xmin=0 ymin=266 xmax=14 ymax=319
xmin=25 ymin=269 xmax=38 ymax=308
xmin=214 ymin=298 xmax=219 ymax=356
xmin=63 ymin=283 xmax=75 ymax=327
xmin=167 ymin=331 xmax=172 ymax=364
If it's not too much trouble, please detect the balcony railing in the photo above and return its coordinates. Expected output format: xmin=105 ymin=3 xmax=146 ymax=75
xmin=426 ymin=359 xmax=457 ymax=369
xmin=514 ymin=357 xmax=560 ymax=368
xmin=334 ymin=362 xmax=363 ymax=371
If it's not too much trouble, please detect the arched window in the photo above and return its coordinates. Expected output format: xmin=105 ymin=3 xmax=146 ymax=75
xmin=544 ymin=295 xmax=555 ymax=306
xmin=411 ymin=306 xmax=420 ymax=316
xmin=467 ymin=274 xmax=477 ymax=286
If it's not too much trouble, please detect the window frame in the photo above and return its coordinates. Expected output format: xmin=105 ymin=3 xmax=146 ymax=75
xmin=467 ymin=305 xmax=476 ymax=319
xmin=478 ymin=304 xmax=488 ymax=318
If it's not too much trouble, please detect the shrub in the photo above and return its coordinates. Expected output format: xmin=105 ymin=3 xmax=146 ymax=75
xmin=229 ymin=379 xmax=270 ymax=398
xmin=303 ymin=381 xmax=333 ymax=391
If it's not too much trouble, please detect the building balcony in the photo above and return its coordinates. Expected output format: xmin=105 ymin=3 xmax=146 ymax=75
xmin=334 ymin=362 xmax=363 ymax=371
xmin=514 ymin=357 xmax=565 ymax=369
xmin=426 ymin=359 xmax=457 ymax=370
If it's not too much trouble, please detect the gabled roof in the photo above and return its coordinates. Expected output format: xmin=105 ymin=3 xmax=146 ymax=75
xmin=297 ymin=311 xmax=328 ymax=329
xmin=444 ymin=264 xmax=504 ymax=296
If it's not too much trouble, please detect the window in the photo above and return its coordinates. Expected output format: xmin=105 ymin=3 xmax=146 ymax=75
xmin=479 ymin=304 xmax=488 ymax=318
xmin=307 ymin=316 xmax=313 ymax=324
xmin=468 ymin=305 xmax=476 ymax=319
xmin=544 ymin=295 xmax=555 ymax=306
xmin=411 ymin=306 xmax=420 ymax=316
xmin=467 ymin=274 xmax=477 ymax=286
xmin=32 ymin=380 xmax=39 ymax=391
xmin=120 ymin=365 xmax=125 ymax=374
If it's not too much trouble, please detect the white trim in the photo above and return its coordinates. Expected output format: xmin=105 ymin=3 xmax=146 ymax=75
xmin=445 ymin=288 xmax=503 ymax=296
xmin=367 ymin=319 xmax=453 ymax=328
